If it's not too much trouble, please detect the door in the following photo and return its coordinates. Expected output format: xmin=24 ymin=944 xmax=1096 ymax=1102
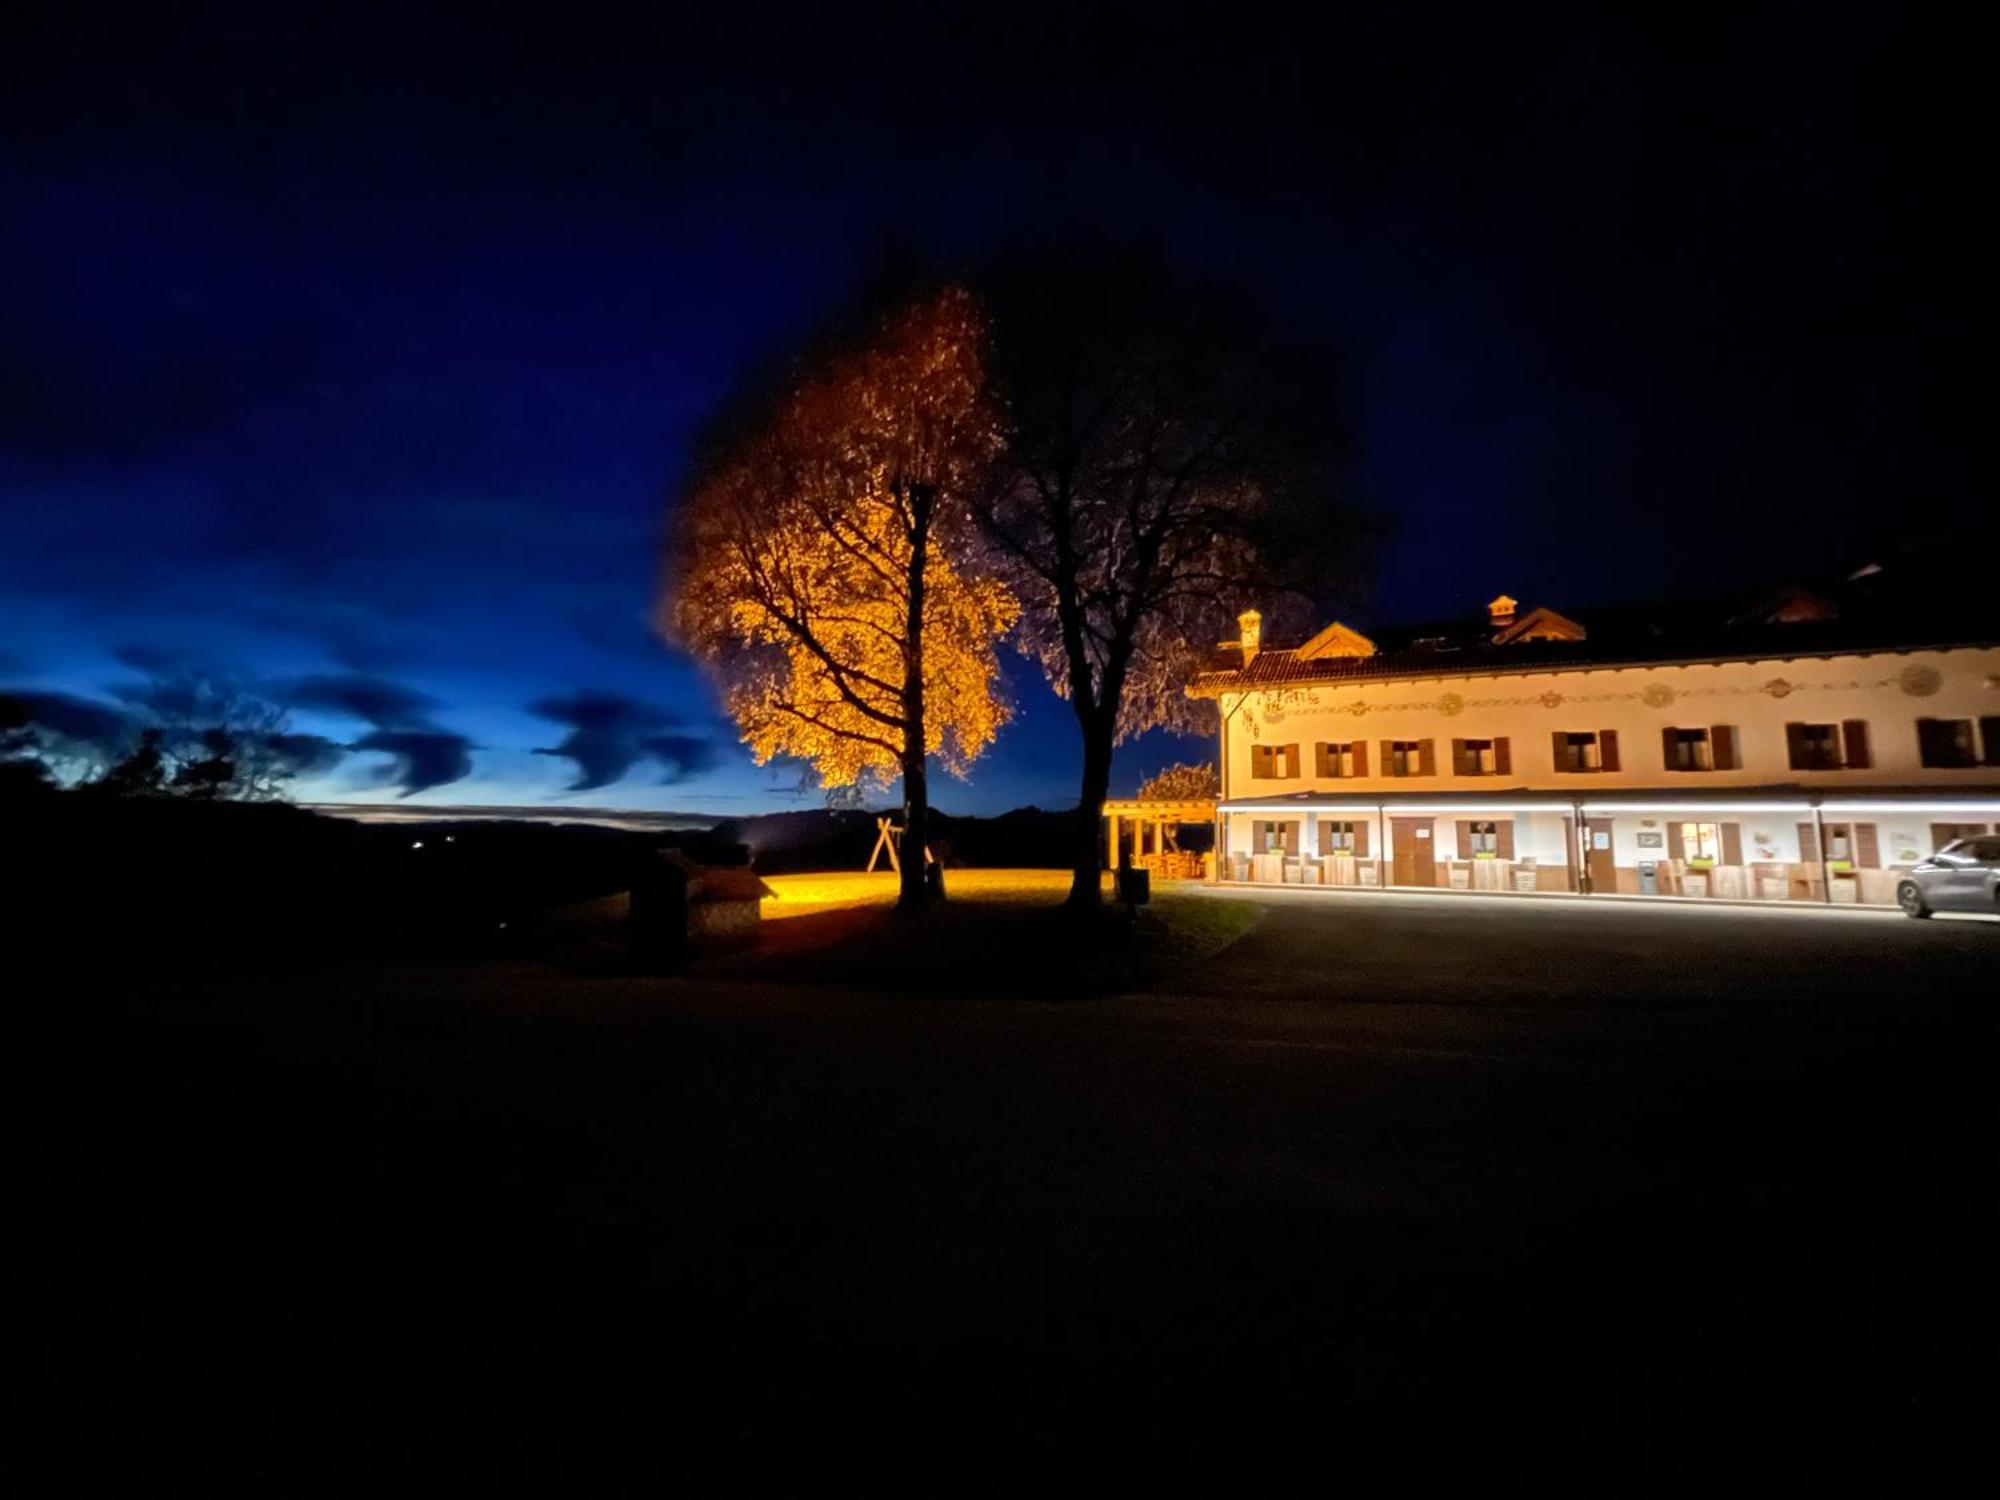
xmin=1583 ymin=817 xmax=1617 ymax=894
xmin=1390 ymin=817 xmax=1437 ymax=887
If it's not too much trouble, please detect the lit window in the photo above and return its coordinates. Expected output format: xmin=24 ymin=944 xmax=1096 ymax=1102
xmin=1454 ymin=739 xmax=1497 ymax=776
xmin=1556 ymin=732 xmax=1600 ymax=772
xmin=1387 ymin=740 xmax=1424 ymax=776
xmin=1316 ymin=741 xmax=1357 ymax=777
xmin=1467 ymin=820 xmax=1499 ymax=856
xmin=1251 ymin=743 xmax=1300 ymax=779
xmin=1678 ymin=822 xmax=1721 ymax=863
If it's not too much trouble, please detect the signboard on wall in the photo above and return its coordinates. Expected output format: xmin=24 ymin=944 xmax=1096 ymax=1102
xmin=1636 ymin=832 xmax=1664 ymax=849
xmin=1591 ymin=831 xmax=1611 ymax=850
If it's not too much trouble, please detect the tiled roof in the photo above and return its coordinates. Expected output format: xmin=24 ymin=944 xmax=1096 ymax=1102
xmin=1189 ymin=603 xmax=1998 ymax=696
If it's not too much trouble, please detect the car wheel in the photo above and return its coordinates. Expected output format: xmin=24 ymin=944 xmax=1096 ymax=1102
xmin=1897 ymin=882 xmax=1932 ymax=919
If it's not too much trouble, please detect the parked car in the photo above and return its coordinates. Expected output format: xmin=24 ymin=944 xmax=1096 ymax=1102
xmin=1897 ymin=836 xmax=2000 ymax=918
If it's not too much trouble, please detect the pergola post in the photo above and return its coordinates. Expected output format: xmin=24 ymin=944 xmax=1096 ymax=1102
xmin=1107 ymin=812 xmax=1120 ymax=871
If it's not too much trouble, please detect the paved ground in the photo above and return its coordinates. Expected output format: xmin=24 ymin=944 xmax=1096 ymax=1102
xmin=27 ymin=893 xmax=1995 ymax=1492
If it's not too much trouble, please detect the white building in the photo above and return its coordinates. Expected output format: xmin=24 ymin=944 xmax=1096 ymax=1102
xmin=1188 ymin=585 xmax=2000 ymax=907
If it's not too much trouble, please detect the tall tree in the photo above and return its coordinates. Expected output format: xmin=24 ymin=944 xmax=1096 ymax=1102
xmin=666 ymin=287 xmax=1017 ymax=910
xmin=977 ymin=256 xmax=1364 ymax=906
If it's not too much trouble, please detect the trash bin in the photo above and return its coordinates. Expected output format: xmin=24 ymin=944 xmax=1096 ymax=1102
xmin=1637 ymin=860 xmax=1658 ymax=896
xmin=1116 ymin=867 xmax=1151 ymax=905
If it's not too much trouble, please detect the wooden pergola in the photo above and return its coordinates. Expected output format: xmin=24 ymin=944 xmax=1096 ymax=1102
xmin=1103 ymin=796 xmax=1218 ymax=880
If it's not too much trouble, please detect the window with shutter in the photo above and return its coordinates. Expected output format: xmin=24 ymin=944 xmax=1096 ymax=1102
xmin=1917 ymin=718 xmax=1978 ymax=768
xmin=1840 ymin=720 xmax=1871 ymax=769
xmin=1983 ymin=717 xmax=2000 ymax=767
xmin=1711 ymin=725 xmax=1739 ymax=770
xmin=1787 ymin=723 xmax=1843 ymax=770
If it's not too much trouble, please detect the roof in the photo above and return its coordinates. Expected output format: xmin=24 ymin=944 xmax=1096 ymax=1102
xmin=1190 ymin=573 xmax=1998 ymax=697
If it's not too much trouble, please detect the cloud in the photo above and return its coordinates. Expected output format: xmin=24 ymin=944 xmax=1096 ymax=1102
xmin=0 ymin=689 xmax=138 ymax=753
xmin=348 ymin=729 xmax=475 ymax=796
xmin=264 ymin=732 xmax=348 ymax=779
xmin=639 ymin=732 xmax=722 ymax=784
xmin=528 ymin=690 xmax=722 ymax=791
xmin=276 ymin=673 xmax=440 ymax=729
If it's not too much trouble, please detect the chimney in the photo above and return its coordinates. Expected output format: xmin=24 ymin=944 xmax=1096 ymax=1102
xmin=1238 ymin=609 xmax=1263 ymax=664
xmin=1487 ymin=594 xmax=1518 ymax=630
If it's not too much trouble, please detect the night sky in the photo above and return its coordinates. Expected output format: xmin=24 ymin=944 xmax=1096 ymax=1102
xmin=4 ymin=5 xmax=1987 ymax=815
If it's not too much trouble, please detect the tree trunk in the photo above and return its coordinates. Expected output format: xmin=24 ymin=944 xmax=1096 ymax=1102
xmin=898 ymin=483 xmax=937 ymax=912
xmin=1066 ymin=717 xmax=1115 ymax=908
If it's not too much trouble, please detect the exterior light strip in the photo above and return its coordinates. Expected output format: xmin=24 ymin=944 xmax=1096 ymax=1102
xmin=1811 ymin=800 xmax=2000 ymax=814
xmin=1578 ymin=801 xmax=1815 ymax=814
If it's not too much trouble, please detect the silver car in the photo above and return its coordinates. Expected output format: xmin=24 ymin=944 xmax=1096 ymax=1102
xmin=1897 ymin=836 xmax=2000 ymax=917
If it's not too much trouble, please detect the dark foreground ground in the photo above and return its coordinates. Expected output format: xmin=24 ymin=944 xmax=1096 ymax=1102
xmin=26 ymin=892 xmax=1996 ymax=1493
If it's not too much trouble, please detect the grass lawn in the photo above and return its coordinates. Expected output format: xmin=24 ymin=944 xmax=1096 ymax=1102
xmin=546 ymin=868 xmax=1260 ymax=997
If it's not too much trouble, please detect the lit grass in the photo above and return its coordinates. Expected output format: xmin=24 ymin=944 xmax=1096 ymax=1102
xmin=727 ymin=869 xmax=1259 ymax=998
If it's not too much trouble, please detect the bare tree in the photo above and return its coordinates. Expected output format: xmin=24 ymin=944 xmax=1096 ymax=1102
xmin=977 ymin=255 xmax=1366 ymax=906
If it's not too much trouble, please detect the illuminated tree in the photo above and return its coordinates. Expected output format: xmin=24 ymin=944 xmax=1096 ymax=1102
xmin=667 ymin=287 xmax=1017 ymax=910
xmin=1136 ymin=761 xmax=1219 ymax=802
xmin=978 ymin=255 xmax=1364 ymax=906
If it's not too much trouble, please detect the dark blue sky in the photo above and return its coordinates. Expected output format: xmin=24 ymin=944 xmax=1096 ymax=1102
xmin=4 ymin=4 xmax=1986 ymax=814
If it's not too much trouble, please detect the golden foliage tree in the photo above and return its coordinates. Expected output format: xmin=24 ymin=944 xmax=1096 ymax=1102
xmin=666 ymin=287 xmax=1017 ymax=909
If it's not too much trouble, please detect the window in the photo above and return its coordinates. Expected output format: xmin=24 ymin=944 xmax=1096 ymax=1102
xmin=1677 ymin=822 xmax=1721 ymax=864
xmin=1315 ymin=741 xmax=1364 ymax=778
xmin=1452 ymin=737 xmax=1510 ymax=776
xmin=1787 ymin=720 xmax=1869 ymax=771
xmin=1384 ymin=739 xmax=1432 ymax=777
xmin=1466 ymin=820 xmax=1498 ymax=856
xmin=1319 ymin=820 xmax=1366 ymax=856
xmin=1663 ymin=728 xmax=1712 ymax=772
xmin=1250 ymin=743 xmax=1300 ymax=779
xmin=1552 ymin=729 xmax=1620 ymax=772
xmin=1917 ymin=718 xmax=1978 ymax=769
xmin=1253 ymin=820 xmax=1296 ymax=854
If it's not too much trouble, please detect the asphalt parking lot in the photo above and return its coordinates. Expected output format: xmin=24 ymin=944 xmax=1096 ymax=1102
xmin=28 ymin=890 xmax=1995 ymax=1492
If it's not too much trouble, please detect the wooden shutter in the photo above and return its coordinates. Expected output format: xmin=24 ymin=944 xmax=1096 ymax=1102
xmin=1451 ymin=738 xmax=1468 ymax=775
xmin=1353 ymin=821 xmax=1369 ymax=858
xmin=1720 ymin=823 xmax=1743 ymax=865
xmin=1352 ymin=740 xmax=1368 ymax=777
xmin=1711 ymin=724 xmax=1738 ymax=770
xmin=1796 ymin=821 xmax=1819 ymax=863
xmin=1982 ymin=717 xmax=2000 ymax=766
xmin=1785 ymin=723 xmax=1809 ymax=768
xmin=1494 ymin=737 xmax=1512 ymax=774
xmin=1667 ymin=822 xmax=1686 ymax=861
xmin=1496 ymin=821 xmax=1515 ymax=860
xmin=1841 ymin=720 xmax=1871 ymax=769
xmin=1599 ymin=729 xmax=1620 ymax=771
xmin=1417 ymin=739 xmax=1436 ymax=776
xmin=1456 ymin=820 xmax=1474 ymax=858
xmin=1380 ymin=740 xmax=1396 ymax=777
xmin=1551 ymin=730 xmax=1568 ymax=770
xmin=1314 ymin=743 xmax=1329 ymax=777
xmin=1854 ymin=823 xmax=1880 ymax=869
xmin=1661 ymin=727 xmax=1678 ymax=770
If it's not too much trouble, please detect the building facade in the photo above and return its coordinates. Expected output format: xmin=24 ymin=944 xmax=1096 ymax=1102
xmin=1188 ymin=588 xmax=2000 ymax=907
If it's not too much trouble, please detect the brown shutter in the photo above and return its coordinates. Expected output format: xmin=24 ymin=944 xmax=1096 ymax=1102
xmin=1841 ymin=720 xmax=1871 ymax=769
xmin=1494 ymin=736 xmax=1512 ymax=775
xmin=1314 ymin=743 xmax=1328 ymax=777
xmin=1457 ymin=820 xmax=1474 ymax=858
xmin=1720 ymin=823 xmax=1743 ymax=865
xmin=1352 ymin=740 xmax=1368 ymax=777
xmin=1855 ymin=823 xmax=1880 ymax=869
xmin=1496 ymin=821 xmax=1515 ymax=860
xmin=1712 ymin=724 xmax=1738 ymax=770
xmin=1551 ymin=730 xmax=1567 ymax=769
xmin=1667 ymin=822 xmax=1686 ymax=861
xmin=1288 ymin=744 xmax=1302 ymax=778
xmin=1451 ymin=738 xmax=1468 ymax=775
xmin=1380 ymin=740 xmax=1396 ymax=777
xmin=1417 ymin=739 xmax=1436 ymax=776
xmin=1797 ymin=821 xmax=1819 ymax=863
xmin=1785 ymin=723 xmax=1809 ymax=769
xmin=1982 ymin=717 xmax=2000 ymax=767
xmin=1661 ymin=727 xmax=1678 ymax=770
xmin=1353 ymin=821 xmax=1369 ymax=858
xmin=1599 ymin=729 xmax=1620 ymax=771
